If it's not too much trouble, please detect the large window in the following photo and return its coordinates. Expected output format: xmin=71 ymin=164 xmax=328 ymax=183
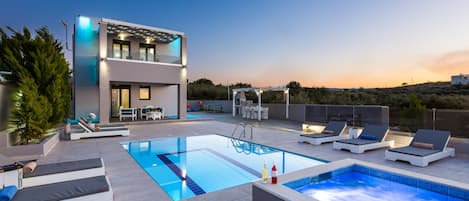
xmin=113 ymin=40 xmax=130 ymax=59
xmin=139 ymin=44 xmax=155 ymax=62
xmin=139 ymin=86 xmax=151 ymax=100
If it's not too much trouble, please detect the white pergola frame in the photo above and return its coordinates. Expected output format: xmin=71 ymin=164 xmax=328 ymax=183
xmin=232 ymin=86 xmax=289 ymax=121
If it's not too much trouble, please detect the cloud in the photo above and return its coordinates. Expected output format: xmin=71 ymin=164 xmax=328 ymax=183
xmin=427 ymin=50 xmax=469 ymax=74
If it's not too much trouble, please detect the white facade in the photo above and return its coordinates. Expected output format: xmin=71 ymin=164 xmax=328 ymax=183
xmin=451 ymin=74 xmax=469 ymax=85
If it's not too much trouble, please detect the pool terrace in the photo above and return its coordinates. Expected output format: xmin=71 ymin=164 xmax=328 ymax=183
xmin=8 ymin=117 xmax=469 ymax=201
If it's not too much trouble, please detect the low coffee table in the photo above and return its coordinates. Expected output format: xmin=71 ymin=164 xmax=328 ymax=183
xmin=146 ymin=111 xmax=162 ymax=120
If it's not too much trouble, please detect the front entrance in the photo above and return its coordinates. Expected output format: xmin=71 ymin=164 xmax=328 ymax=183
xmin=111 ymin=85 xmax=130 ymax=118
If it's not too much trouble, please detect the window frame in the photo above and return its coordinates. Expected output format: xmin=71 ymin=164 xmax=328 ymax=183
xmin=139 ymin=86 xmax=151 ymax=100
xmin=139 ymin=43 xmax=156 ymax=61
xmin=112 ymin=39 xmax=131 ymax=59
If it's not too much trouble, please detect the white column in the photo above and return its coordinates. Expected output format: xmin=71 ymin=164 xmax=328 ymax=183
xmin=286 ymin=90 xmax=289 ymax=119
xmin=257 ymin=90 xmax=262 ymax=121
xmin=232 ymin=91 xmax=237 ymax=117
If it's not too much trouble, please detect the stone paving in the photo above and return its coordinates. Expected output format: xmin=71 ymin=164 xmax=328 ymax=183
xmin=37 ymin=119 xmax=469 ymax=201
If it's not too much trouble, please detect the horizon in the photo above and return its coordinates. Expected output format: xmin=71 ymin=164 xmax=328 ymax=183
xmin=1 ymin=0 xmax=469 ymax=88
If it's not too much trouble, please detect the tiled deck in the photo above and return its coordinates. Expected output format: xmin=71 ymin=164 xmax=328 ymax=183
xmin=37 ymin=120 xmax=469 ymax=201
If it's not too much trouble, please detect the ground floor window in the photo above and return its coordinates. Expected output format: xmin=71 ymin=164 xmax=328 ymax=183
xmin=139 ymin=86 xmax=151 ymax=100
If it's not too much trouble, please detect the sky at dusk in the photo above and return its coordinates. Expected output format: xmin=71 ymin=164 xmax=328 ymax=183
xmin=1 ymin=0 xmax=469 ymax=88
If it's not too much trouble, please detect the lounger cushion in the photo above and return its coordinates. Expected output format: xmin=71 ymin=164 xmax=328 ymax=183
xmin=411 ymin=129 xmax=450 ymax=151
xmin=23 ymin=158 xmax=102 ymax=178
xmin=300 ymin=134 xmax=335 ymax=138
xmin=98 ymin=127 xmax=129 ymax=131
xmin=336 ymin=139 xmax=378 ymax=145
xmin=12 ymin=176 xmax=109 ymax=201
xmin=322 ymin=121 xmax=346 ymax=135
xmin=412 ymin=142 xmax=434 ymax=150
xmin=388 ymin=146 xmax=441 ymax=157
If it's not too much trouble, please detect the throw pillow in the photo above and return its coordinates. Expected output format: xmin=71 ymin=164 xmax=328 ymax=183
xmin=412 ymin=142 xmax=434 ymax=149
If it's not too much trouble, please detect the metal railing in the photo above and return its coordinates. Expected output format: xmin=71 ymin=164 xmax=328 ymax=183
xmin=231 ymin=123 xmax=253 ymax=139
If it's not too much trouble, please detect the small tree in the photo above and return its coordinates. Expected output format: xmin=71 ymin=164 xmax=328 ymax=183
xmin=0 ymin=27 xmax=71 ymax=144
xmin=400 ymin=94 xmax=426 ymax=132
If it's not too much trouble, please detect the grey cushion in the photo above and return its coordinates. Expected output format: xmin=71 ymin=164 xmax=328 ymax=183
xmin=322 ymin=121 xmax=347 ymax=136
xmin=23 ymin=158 xmax=102 ymax=178
xmin=98 ymin=127 xmax=128 ymax=132
xmin=389 ymin=146 xmax=441 ymax=157
xmin=411 ymin=129 xmax=450 ymax=151
xmin=336 ymin=138 xmax=378 ymax=145
xmin=13 ymin=176 xmax=109 ymax=201
xmin=300 ymin=133 xmax=335 ymax=138
xmin=359 ymin=125 xmax=389 ymax=142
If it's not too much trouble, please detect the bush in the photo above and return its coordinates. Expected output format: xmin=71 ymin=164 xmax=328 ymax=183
xmin=0 ymin=27 xmax=71 ymax=144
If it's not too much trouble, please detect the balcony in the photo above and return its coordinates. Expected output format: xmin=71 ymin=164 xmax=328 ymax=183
xmin=104 ymin=20 xmax=184 ymax=66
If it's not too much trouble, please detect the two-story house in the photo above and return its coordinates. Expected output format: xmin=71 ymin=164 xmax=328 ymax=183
xmin=73 ymin=16 xmax=187 ymax=123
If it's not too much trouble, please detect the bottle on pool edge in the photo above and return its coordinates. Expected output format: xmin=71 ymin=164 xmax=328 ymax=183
xmin=262 ymin=160 xmax=268 ymax=184
xmin=271 ymin=161 xmax=277 ymax=184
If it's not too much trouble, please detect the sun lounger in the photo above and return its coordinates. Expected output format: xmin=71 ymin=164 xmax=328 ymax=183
xmin=333 ymin=125 xmax=393 ymax=153
xmin=385 ymin=129 xmax=455 ymax=167
xmin=71 ymin=119 xmax=129 ymax=140
xmin=13 ymin=176 xmax=113 ymax=201
xmin=298 ymin=121 xmax=347 ymax=145
xmin=22 ymin=158 xmax=105 ymax=188
xmin=79 ymin=116 xmax=125 ymax=128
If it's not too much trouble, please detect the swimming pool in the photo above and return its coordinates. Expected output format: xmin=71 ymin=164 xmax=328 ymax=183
xmin=285 ymin=164 xmax=469 ymax=201
xmin=121 ymin=134 xmax=325 ymax=201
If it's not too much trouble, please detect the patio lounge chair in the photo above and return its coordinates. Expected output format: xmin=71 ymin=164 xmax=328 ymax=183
xmin=333 ymin=125 xmax=393 ymax=153
xmin=71 ymin=119 xmax=129 ymax=140
xmin=385 ymin=129 xmax=455 ymax=167
xmin=79 ymin=117 xmax=125 ymax=128
xmin=12 ymin=176 xmax=113 ymax=201
xmin=22 ymin=158 xmax=105 ymax=188
xmin=298 ymin=121 xmax=347 ymax=145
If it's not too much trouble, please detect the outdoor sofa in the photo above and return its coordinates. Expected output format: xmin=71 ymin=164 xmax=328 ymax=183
xmin=333 ymin=124 xmax=393 ymax=153
xmin=385 ymin=129 xmax=455 ymax=167
xmin=298 ymin=121 xmax=348 ymax=145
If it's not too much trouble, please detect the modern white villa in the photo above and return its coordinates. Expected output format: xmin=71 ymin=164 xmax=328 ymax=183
xmin=73 ymin=16 xmax=187 ymax=123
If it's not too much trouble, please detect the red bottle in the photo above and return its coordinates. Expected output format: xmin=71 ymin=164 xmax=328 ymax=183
xmin=271 ymin=162 xmax=277 ymax=184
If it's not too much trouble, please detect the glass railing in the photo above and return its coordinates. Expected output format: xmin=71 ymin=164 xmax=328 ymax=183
xmin=107 ymin=51 xmax=182 ymax=65
xmin=389 ymin=109 xmax=469 ymax=138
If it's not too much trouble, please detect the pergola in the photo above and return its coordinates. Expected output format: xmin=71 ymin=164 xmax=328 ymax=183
xmin=232 ymin=85 xmax=290 ymax=121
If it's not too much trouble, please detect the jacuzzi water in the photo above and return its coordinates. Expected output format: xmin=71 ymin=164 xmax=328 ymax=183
xmin=121 ymin=134 xmax=325 ymax=201
xmin=287 ymin=166 xmax=467 ymax=201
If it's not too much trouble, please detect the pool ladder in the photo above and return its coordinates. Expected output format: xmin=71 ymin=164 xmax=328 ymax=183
xmin=231 ymin=123 xmax=253 ymax=140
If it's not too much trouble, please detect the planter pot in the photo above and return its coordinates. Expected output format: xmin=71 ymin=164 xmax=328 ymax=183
xmin=0 ymin=131 xmax=60 ymax=160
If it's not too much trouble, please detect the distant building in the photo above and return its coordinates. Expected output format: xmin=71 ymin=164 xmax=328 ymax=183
xmin=451 ymin=74 xmax=469 ymax=85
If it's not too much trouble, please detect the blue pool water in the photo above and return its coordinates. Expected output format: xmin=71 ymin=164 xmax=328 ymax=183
xmin=286 ymin=166 xmax=468 ymax=201
xmin=121 ymin=134 xmax=325 ymax=201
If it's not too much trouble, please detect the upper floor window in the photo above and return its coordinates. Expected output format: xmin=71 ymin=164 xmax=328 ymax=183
xmin=113 ymin=40 xmax=130 ymax=59
xmin=139 ymin=44 xmax=155 ymax=62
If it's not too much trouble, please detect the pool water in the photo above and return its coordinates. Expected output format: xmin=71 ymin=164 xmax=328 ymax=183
xmin=121 ymin=134 xmax=325 ymax=201
xmin=288 ymin=168 xmax=466 ymax=201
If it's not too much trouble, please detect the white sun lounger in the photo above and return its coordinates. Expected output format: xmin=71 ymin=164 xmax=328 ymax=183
xmin=22 ymin=158 xmax=105 ymax=188
xmin=333 ymin=125 xmax=393 ymax=153
xmin=298 ymin=121 xmax=348 ymax=145
xmin=13 ymin=176 xmax=113 ymax=201
xmin=70 ymin=119 xmax=129 ymax=140
xmin=385 ymin=129 xmax=455 ymax=167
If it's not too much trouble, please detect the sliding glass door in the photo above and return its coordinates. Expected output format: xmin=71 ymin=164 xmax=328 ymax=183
xmin=111 ymin=86 xmax=130 ymax=117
